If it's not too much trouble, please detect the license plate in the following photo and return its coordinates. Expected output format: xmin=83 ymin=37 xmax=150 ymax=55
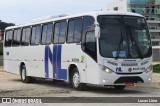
xmin=125 ymin=82 xmax=134 ymax=87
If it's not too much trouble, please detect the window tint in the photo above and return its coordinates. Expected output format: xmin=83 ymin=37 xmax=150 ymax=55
xmin=85 ymin=31 xmax=97 ymax=61
xmin=5 ymin=30 xmax=13 ymax=47
xmin=54 ymin=21 xmax=67 ymax=44
xmin=67 ymin=21 xmax=74 ymax=42
xmin=59 ymin=22 xmax=67 ymax=43
xmin=83 ymin=16 xmax=95 ymax=34
xmin=31 ymin=25 xmax=41 ymax=45
xmin=67 ymin=18 xmax=82 ymax=43
xmin=86 ymin=31 xmax=96 ymax=53
xmin=12 ymin=29 xmax=21 ymax=46
xmin=46 ymin=24 xmax=53 ymax=44
xmin=42 ymin=25 xmax=47 ymax=44
xmin=31 ymin=27 xmax=36 ymax=45
xmin=82 ymin=16 xmax=95 ymax=50
xmin=54 ymin=23 xmax=60 ymax=43
xmin=21 ymin=27 xmax=31 ymax=46
xmin=41 ymin=23 xmax=53 ymax=44
xmin=74 ymin=19 xmax=82 ymax=42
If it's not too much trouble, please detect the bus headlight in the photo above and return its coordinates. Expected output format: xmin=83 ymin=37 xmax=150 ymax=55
xmin=145 ymin=65 xmax=152 ymax=73
xmin=100 ymin=65 xmax=113 ymax=74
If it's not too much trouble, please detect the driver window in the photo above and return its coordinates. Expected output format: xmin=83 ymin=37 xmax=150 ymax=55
xmin=85 ymin=31 xmax=97 ymax=61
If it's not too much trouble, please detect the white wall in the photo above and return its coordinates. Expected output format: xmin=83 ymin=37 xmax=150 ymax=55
xmin=155 ymin=0 xmax=160 ymax=5
xmin=106 ymin=0 xmax=128 ymax=12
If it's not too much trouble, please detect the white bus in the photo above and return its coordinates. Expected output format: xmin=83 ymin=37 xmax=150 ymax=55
xmin=3 ymin=11 xmax=152 ymax=90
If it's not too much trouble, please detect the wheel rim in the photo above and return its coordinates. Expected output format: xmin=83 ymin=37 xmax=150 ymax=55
xmin=21 ymin=68 xmax=26 ymax=81
xmin=73 ymin=72 xmax=80 ymax=88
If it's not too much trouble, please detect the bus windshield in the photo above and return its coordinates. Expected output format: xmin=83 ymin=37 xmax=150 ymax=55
xmin=98 ymin=16 xmax=152 ymax=59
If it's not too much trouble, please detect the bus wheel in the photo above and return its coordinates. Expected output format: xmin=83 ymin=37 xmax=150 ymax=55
xmin=114 ymin=85 xmax=125 ymax=90
xmin=20 ymin=65 xmax=31 ymax=83
xmin=70 ymin=68 xmax=86 ymax=90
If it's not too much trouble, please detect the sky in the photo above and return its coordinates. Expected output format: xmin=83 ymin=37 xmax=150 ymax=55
xmin=0 ymin=0 xmax=113 ymax=25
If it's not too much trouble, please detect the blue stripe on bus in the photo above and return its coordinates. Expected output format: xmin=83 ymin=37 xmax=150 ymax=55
xmin=45 ymin=46 xmax=53 ymax=78
xmin=45 ymin=46 xmax=49 ymax=78
xmin=45 ymin=45 xmax=67 ymax=80
xmin=57 ymin=45 xmax=67 ymax=80
xmin=53 ymin=45 xmax=57 ymax=78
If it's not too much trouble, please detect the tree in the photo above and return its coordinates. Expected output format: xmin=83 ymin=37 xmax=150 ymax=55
xmin=0 ymin=22 xmax=15 ymax=30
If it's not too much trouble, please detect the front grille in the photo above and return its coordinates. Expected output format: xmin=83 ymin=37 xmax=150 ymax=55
xmin=114 ymin=76 xmax=144 ymax=84
xmin=121 ymin=63 xmax=138 ymax=66
xmin=116 ymin=72 xmax=143 ymax=75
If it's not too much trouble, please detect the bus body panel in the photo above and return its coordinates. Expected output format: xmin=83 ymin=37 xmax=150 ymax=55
xmin=3 ymin=11 xmax=152 ymax=87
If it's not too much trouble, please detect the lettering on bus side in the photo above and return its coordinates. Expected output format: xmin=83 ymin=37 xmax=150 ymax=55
xmin=45 ymin=45 xmax=67 ymax=80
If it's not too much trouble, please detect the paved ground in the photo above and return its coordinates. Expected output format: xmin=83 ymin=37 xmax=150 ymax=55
xmin=0 ymin=67 xmax=160 ymax=105
xmin=0 ymin=55 xmax=3 ymax=66
xmin=0 ymin=69 xmax=160 ymax=97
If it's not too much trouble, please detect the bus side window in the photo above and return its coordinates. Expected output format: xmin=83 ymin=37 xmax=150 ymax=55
xmin=31 ymin=27 xmax=36 ymax=45
xmin=41 ymin=23 xmax=53 ymax=45
xmin=31 ymin=25 xmax=41 ymax=45
xmin=12 ymin=30 xmax=18 ymax=46
xmin=67 ymin=18 xmax=82 ymax=43
xmin=5 ymin=30 xmax=13 ymax=47
xmin=85 ymin=31 xmax=97 ymax=61
xmin=54 ymin=23 xmax=60 ymax=44
xmin=46 ymin=24 xmax=53 ymax=44
xmin=12 ymin=29 xmax=21 ymax=46
xmin=42 ymin=25 xmax=48 ymax=44
xmin=54 ymin=21 xmax=67 ymax=44
xmin=21 ymin=27 xmax=31 ymax=46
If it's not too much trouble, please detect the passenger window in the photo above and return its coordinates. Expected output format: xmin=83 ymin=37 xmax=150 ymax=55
xmin=12 ymin=29 xmax=21 ymax=46
xmin=54 ymin=21 xmax=67 ymax=44
xmin=21 ymin=27 xmax=31 ymax=46
xmin=12 ymin=30 xmax=18 ymax=46
xmin=31 ymin=27 xmax=36 ymax=45
xmin=67 ymin=18 xmax=82 ymax=43
xmin=59 ymin=22 xmax=67 ymax=43
xmin=5 ymin=30 xmax=13 ymax=47
xmin=67 ymin=21 xmax=74 ymax=42
xmin=17 ymin=29 xmax=21 ymax=45
xmin=42 ymin=23 xmax=53 ymax=44
xmin=46 ymin=24 xmax=53 ymax=44
xmin=35 ymin=25 xmax=41 ymax=45
xmin=42 ymin=25 xmax=48 ymax=44
xmin=31 ymin=25 xmax=41 ymax=45
xmin=54 ymin=23 xmax=60 ymax=43
xmin=74 ymin=19 xmax=82 ymax=42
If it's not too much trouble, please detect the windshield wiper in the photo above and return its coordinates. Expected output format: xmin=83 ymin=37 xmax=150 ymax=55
xmin=128 ymin=27 xmax=144 ymax=59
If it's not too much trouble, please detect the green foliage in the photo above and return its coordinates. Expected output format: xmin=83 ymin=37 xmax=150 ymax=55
xmin=0 ymin=42 xmax=3 ymax=55
xmin=153 ymin=64 xmax=160 ymax=73
xmin=0 ymin=22 xmax=15 ymax=30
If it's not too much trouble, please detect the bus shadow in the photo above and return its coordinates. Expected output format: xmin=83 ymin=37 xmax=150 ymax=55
xmin=35 ymin=79 xmax=147 ymax=95
xmin=84 ymin=86 xmax=146 ymax=94
xmin=12 ymin=78 xmax=148 ymax=95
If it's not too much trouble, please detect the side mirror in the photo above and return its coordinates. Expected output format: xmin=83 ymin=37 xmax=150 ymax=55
xmin=94 ymin=22 xmax=100 ymax=38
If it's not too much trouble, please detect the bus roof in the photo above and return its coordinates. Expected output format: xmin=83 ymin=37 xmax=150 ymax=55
xmin=5 ymin=11 xmax=144 ymax=30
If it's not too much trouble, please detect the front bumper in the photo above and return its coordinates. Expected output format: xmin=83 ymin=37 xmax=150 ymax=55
xmin=98 ymin=71 xmax=152 ymax=86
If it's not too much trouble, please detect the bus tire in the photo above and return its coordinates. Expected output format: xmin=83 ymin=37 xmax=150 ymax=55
xmin=20 ymin=65 xmax=31 ymax=83
xmin=70 ymin=68 xmax=86 ymax=91
xmin=114 ymin=85 xmax=125 ymax=90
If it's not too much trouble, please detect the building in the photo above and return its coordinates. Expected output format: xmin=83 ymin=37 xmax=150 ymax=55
xmin=106 ymin=0 xmax=160 ymax=61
